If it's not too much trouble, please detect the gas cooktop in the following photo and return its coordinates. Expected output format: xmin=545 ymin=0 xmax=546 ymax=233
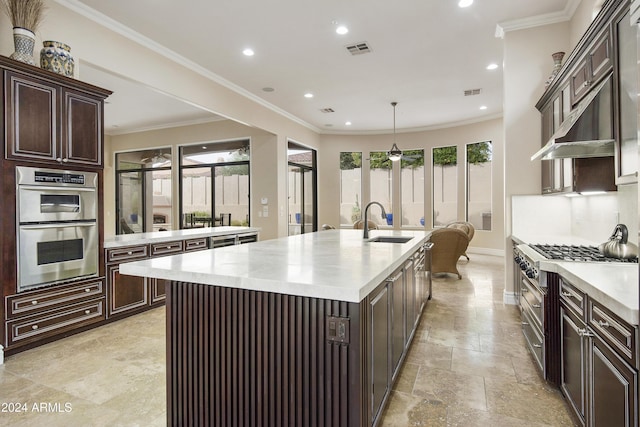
xmin=530 ymin=244 xmax=638 ymax=263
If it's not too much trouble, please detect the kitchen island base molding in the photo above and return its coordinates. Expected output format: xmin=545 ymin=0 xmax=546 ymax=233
xmin=166 ymin=281 xmax=369 ymax=427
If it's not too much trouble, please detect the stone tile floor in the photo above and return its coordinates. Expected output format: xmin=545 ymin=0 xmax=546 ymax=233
xmin=0 ymin=254 xmax=575 ymax=426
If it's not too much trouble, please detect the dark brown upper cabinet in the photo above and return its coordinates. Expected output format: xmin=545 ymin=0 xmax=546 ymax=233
xmin=2 ymin=56 xmax=111 ymax=168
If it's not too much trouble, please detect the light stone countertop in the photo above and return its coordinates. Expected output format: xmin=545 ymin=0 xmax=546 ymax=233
xmin=540 ymin=261 xmax=638 ymax=325
xmin=119 ymin=229 xmax=430 ymax=303
xmin=103 ymin=226 xmax=261 ymax=248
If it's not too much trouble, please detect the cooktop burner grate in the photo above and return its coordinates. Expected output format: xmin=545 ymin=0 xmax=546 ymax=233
xmin=530 ymin=244 xmax=638 ymax=263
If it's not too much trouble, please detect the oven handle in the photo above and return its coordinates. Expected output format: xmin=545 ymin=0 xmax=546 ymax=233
xmin=19 ymin=221 xmax=96 ymax=229
xmin=19 ymin=185 xmax=96 ymax=192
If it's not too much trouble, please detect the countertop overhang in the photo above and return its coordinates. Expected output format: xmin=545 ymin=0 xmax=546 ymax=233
xmin=104 ymin=226 xmax=261 ymax=248
xmin=119 ymin=229 xmax=429 ymax=303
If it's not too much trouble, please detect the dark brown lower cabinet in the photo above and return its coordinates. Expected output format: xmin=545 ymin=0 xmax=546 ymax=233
xmin=559 ymin=277 xmax=638 ymax=427
xmin=107 ymin=265 xmax=149 ymax=316
xmin=370 ymin=283 xmax=390 ymax=422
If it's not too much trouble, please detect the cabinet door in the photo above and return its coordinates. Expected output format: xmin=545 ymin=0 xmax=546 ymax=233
xmin=107 ymin=264 xmax=148 ymax=316
xmin=151 ymin=278 xmax=168 ymax=303
xmin=561 ymin=305 xmax=587 ymax=426
xmin=570 ymin=30 xmax=612 ymax=105
xmin=404 ymin=259 xmax=416 ymax=340
xmin=614 ymin=8 xmax=638 ymax=183
xmin=4 ymin=71 xmax=58 ymax=162
xmin=590 ymin=336 xmax=638 ymax=427
xmin=390 ymin=270 xmax=404 ymax=378
xmin=370 ymin=284 xmax=390 ymax=422
xmin=540 ymin=103 xmax=554 ymax=193
xmin=62 ymin=89 xmax=103 ymax=166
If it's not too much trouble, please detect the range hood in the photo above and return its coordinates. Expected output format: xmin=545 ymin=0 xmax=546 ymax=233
xmin=531 ymin=76 xmax=614 ymax=161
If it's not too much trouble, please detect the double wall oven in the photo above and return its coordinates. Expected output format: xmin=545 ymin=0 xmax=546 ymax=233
xmin=16 ymin=166 xmax=99 ymax=292
xmin=513 ymin=243 xmax=638 ymax=383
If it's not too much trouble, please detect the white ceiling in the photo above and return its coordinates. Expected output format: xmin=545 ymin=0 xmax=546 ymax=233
xmin=68 ymin=0 xmax=575 ymax=135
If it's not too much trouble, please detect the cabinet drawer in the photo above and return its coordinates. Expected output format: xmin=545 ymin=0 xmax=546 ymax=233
xmin=106 ymin=245 xmax=149 ymax=262
xmin=184 ymin=238 xmax=208 ymax=251
xmin=520 ymin=276 xmax=543 ymax=327
xmin=6 ymin=299 xmax=105 ymax=347
xmin=5 ymin=279 xmax=104 ymax=319
xmin=560 ymin=278 xmax=586 ymax=320
xmin=588 ymin=299 xmax=638 ymax=369
xmin=151 ymin=240 xmax=184 ymax=256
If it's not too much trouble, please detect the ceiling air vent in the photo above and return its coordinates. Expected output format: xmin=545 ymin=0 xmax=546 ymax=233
xmin=464 ymin=88 xmax=482 ymax=96
xmin=320 ymin=108 xmax=335 ymax=113
xmin=346 ymin=42 xmax=371 ymax=55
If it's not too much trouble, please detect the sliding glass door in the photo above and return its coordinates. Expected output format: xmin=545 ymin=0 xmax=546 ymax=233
xmin=288 ymin=142 xmax=317 ymax=235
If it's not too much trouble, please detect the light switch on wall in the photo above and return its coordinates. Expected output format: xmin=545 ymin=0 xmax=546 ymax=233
xmin=262 ymin=206 xmax=269 ymax=217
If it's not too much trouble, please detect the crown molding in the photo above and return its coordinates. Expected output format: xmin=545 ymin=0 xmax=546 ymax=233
xmin=319 ymin=113 xmax=503 ymax=136
xmin=106 ymin=116 xmax=228 ymax=137
xmin=54 ymin=0 xmax=321 ymax=134
xmin=495 ymin=0 xmax=581 ymax=38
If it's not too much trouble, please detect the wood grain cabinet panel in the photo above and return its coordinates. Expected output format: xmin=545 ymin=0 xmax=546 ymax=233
xmin=4 ymin=71 xmax=57 ymax=161
xmin=63 ymin=89 xmax=103 ymax=166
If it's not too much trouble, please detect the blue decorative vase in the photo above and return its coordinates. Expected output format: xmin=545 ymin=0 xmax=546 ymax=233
xmin=420 ymin=217 xmax=425 ymax=226
xmin=40 ymin=41 xmax=75 ymax=77
xmin=386 ymin=213 xmax=393 ymax=225
xmin=295 ymin=213 xmax=301 ymax=224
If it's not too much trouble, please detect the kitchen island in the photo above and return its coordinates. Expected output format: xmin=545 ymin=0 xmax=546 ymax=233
xmin=120 ymin=229 xmax=431 ymax=427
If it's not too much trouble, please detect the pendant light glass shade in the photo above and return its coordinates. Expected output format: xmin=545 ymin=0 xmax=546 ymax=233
xmin=387 ymin=102 xmax=402 ymax=161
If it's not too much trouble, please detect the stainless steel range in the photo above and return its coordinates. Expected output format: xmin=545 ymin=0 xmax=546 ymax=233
xmin=512 ymin=242 xmax=638 ymax=384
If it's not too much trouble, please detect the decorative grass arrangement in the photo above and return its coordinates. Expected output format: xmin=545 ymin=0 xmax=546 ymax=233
xmin=1 ymin=0 xmax=45 ymax=31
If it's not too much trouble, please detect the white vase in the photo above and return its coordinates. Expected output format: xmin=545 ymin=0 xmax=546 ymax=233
xmin=10 ymin=27 xmax=36 ymax=65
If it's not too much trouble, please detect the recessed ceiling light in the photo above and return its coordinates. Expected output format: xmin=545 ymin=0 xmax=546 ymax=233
xmin=486 ymin=63 xmax=498 ymax=70
xmin=262 ymin=87 xmax=275 ymax=92
xmin=242 ymin=48 xmax=254 ymax=56
xmin=479 ymin=105 xmax=488 ymax=110
xmin=304 ymin=93 xmax=314 ymax=98
xmin=458 ymin=0 xmax=473 ymax=7
xmin=345 ymin=121 xmax=352 ymax=126
xmin=336 ymin=26 xmax=349 ymax=35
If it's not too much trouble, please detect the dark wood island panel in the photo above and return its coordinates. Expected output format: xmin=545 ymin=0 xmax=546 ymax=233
xmin=166 ymin=281 xmax=371 ymax=427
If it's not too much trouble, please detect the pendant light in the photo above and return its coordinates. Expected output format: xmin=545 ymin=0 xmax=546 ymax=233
xmin=387 ymin=102 xmax=402 ymax=162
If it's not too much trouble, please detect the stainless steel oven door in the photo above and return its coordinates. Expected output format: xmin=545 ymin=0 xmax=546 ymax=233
xmin=18 ymin=221 xmax=98 ymax=292
xmin=18 ymin=186 xmax=97 ymax=223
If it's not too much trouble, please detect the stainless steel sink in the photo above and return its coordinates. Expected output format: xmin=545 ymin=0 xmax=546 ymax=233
xmin=368 ymin=236 xmax=414 ymax=244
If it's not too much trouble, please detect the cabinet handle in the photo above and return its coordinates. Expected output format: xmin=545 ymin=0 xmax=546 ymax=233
xmin=31 ymin=300 xmax=38 ymax=305
xmin=386 ymin=272 xmax=403 ymax=282
xmin=127 ymin=251 xmax=133 ymax=255
xmin=32 ymin=324 xmax=38 ymax=330
xmin=583 ymin=81 xmax=591 ymax=87
xmin=56 ymin=157 xmax=62 ymax=162
xmin=532 ymin=304 xmax=541 ymax=309
xmin=579 ymin=328 xmax=595 ymax=338
xmin=561 ymin=291 xmax=572 ymax=298
xmin=85 ymin=288 xmax=91 ymax=292
xmin=85 ymin=310 xmax=91 ymax=315
xmin=62 ymin=158 xmax=68 ymax=163
xmin=533 ymin=343 xmax=542 ymax=348
xmin=521 ymin=288 xmax=528 ymax=293
xmin=521 ymin=321 xmax=529 ymax=326
xmin=597 ymin=320 xmax=610 ymax=328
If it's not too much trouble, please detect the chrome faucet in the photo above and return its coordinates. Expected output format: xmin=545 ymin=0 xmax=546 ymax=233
xmin=363 ymin=201 xmax=387 ymax=239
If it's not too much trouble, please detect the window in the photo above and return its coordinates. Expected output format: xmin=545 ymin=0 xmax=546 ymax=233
xmin=400 ymin=150 xmax=425 ymax=227
xmin=432 ymin=145 xmax=458 ymax=227
xmin=466 ymin=141 xmax=492 ymax=230
xmin=115 ymin=148 xmax=172 ymax=234
xmin=339 ymin=152 xmax=362 ymax=226
xmin=180 ymin=140 xmax=250 ymax=228
xmin=368 ymin=151 xmax=392 ymax=227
